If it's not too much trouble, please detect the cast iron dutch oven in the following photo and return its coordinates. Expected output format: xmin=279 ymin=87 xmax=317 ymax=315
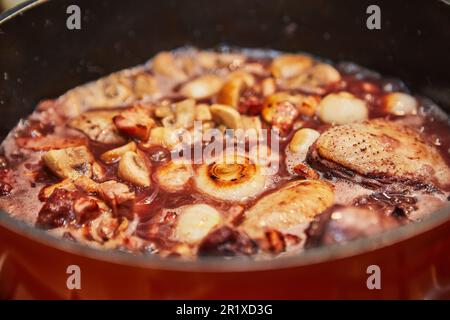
xmin=0 ymin=0 xmax=450 ymax=299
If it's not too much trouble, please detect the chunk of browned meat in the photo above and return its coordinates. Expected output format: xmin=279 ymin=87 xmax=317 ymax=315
xmin=309 ymin=119 xmax=450 ymax=190
xmin=198 ymin=226 xmax=256 ymax=256
xmin=113 ymin=106 xmax=155 ymax=140
xmin=36 ymin=188 xmax=101 ymax=229
xmin=98 ymin=181 xmax=135 ymax=219
xmin=69 ymin=110 xmax=125 ymax=144
xmin=305 ymin=205 xmax=401 ymax=248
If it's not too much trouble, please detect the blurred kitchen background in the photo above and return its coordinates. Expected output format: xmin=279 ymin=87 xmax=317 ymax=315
xmin=1 ymin=0 xmax=27 ymax=12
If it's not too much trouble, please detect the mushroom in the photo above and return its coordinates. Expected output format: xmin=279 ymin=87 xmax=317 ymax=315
xmin=42 ymin=146 xmax=94 ymax=179
xmin=271 ymin=54 xmax=314 ymax=79
xmin=195 ymin=103 xmax=212 ymax=121
xmin=210 ymin=104 xmax=243 ymax=129
xmin=154 ymin=103 xmax=173 ymax=118
xmin=194 ymin=154 xmax=267 ymax=202
xmin=242 ymin=115 xmax=263 ymax=133
xmin=180 ymin=75 xmax=224 ymax=99
xmin=174 ymin=99 xmax=196 ymax=128
xmin=100 ymin=141 xmax=137 ymax=164
xmin=117 ymin=151 xmax=151 ymax=187
xmin=261 ymin=77 xmax=276 ymax=96
xmin=217 ymin=71 xmax=255 ymax=108
xmin=289 ymin=128 xmax=321 ymax=154
xmin=144 ymin=127 xmax=181 ymax=149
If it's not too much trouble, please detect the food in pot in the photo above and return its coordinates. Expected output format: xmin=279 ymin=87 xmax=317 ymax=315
xmin=1 ymin=48 xmax=449 ymax=259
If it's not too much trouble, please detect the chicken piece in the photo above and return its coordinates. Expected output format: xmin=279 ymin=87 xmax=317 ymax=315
xmin=241 ymin=180 xmax=334 ymax=238
xmin=69 ymin=110 xmax=125 ymax=144
xmin=309 ymin=119 xmax=450 ymax=190
xmin=113 ymin=106 xmax=155 ymax=140
xmin=42 ymin=146 xmax=94 ymax=179
xmin=97 ymin=180 xmax=135 ymax=219
xmin=36 ymin=188 xmax=101 ymax=229
xmin=305 ymin=205 xmax=401 ymax=248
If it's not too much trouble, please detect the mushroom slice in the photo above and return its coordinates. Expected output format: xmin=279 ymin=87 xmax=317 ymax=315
xmin=210 ymin=104 xmax=243 ymax=129
xmin=100 ymin=141 xmax=137 ymax=164
xmin=69 ymin=110 xmax=125 ymax=144
xmin=271 ymin=54 xmax=314 ymax=79
xmin=173 ymin=204 xmax=223 ymax=245
xmin=194 ymin=154 xmax=267 ymax=202
xmin=117 ymin=151 xmax=151 ymax=187
xmin=113 ymin=106 xmax=155 ymax=140
xmin=152 ymin=51 xmax=187 ymax=81
xmin=155 ymin=161 xmax=193 ymax=192
xmin=217 ymin=72 xmax=254 ymax=108
xmin=180 ymin=75 xmax=224 ymax=100
xmin=285 ymin=128 xmax=321 ymax=176
xmin=42 ymin=146 xmax=94 ymax=179
xmin=241 ymin=180 xmax=334 ymax=238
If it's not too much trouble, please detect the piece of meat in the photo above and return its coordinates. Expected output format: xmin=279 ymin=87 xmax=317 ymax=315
xmin=309 ymin=119 xmax=450 ymax=191
xmin=305 ymin=205 xmax=401 ymax=248
xmin=198 ymin=226 xmax=256 ymax=257
xmin=36 ymin=188 xmax=101 ymax=229
xmin=97 ymin=180 xmax=136 ymax=219
xmin=69 ymin=110 xmax=125 ymax=144
xmin=241 ymin=180 xmax=334 ymax=238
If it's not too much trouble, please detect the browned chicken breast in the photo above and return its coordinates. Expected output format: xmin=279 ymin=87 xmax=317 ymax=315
xmin=309 ymin=119 xmax=450 ymax=191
